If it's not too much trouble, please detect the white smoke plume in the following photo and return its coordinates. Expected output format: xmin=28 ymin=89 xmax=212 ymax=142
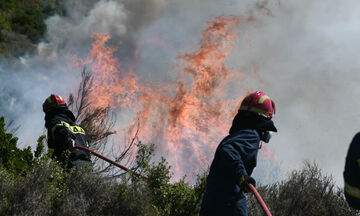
xmin=1 ymin=0 xmax=360 ymax=185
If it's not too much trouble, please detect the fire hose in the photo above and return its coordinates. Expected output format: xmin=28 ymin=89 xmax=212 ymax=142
xmin=248 ymin=183 xmax=272 ymax=216
xmin=74 ymin=145 xmax=148 ymax=180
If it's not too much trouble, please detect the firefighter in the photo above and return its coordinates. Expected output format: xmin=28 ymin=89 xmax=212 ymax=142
xmin=200 ymin=91 xmax=277 ymax=216
xmin=343 ymin=133 xmax=360 ymax=209
xmin=43 ymin=94 xmax=92 ymax=168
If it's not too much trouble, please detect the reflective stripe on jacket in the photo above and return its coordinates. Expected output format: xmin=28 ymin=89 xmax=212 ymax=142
xmin=45 ymin=108 xmax=90 ymax=162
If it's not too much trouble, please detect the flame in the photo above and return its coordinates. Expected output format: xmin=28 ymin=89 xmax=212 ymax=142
xmin=74 ymin=33 xmax=139 ymax=109
xmin=73 ymin=15 xmax=277 ymax=180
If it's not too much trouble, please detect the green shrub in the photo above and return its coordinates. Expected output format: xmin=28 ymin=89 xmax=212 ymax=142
xmin=247 ymin=162 xmax=360 ymax=216
xmin=145 ymin=156 xmax=206 ymax=216
xmin=53 ymin=164 xmax=154 ymax=216
xmin=1 ymin=116 xmax=359 ymax=215
xmin=11 ymin=5 xmax=46 ymax=42
xmin=0 ymin=116 xmax=35 ymax=175
xmin=0 ymin=158 xmax=65 ymax=215
xmin=0 ymin=157 xmax=155 ymax=216
xmin=0 ymin=0 xmax=63 ymax=57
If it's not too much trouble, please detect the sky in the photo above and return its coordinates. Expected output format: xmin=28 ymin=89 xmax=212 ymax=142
xmin=2 ymin=0 xmax=360 ymax=185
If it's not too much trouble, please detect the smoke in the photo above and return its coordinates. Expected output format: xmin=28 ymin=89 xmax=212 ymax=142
xmin=39 ymin=0 xmax=165 ymax=58
xmin=230 ymin=0 xmax=360 ymax=185
xmin=0 ymin=0 xmax=167 ymax=147
xmin=2 ymin=0 xmax=360 ymax=185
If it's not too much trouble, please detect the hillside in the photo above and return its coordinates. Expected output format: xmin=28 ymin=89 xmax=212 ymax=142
xmin=0 ymin=0 xmax=62 ymax=58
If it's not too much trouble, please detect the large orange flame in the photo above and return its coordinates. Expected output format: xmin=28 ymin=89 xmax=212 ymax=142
xmin=74 ymin=15 xmax=276 ymax=180
xmin=74 ymin=33 xmax=139 ymax=109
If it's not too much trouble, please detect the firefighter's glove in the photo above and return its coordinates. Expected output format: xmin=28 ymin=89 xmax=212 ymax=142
xmin=67 ymin=139 xmax=77 ymax=152
xmin=239 ymin=175 xmax=256 ymax=193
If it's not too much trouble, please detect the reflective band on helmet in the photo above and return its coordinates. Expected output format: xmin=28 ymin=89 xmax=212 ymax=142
xmin=58 ymin=95 xmax=63 ymax=101
xmin=240 ymin=105 xmax=248 ymax=110
xmin=249 ymin=107 xmax=269 ymax=116
xmin=240 ymin=105 xmax=270 ymax=117
xmin=258 ymin=95 xmax=270 ymax=104
xmin=345 ymin=182 xmax=360 ymax=199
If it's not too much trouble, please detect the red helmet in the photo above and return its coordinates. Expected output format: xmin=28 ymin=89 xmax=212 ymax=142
xmin=239 ymin=91 xmax=276 ymax=119
xmin=43 ymin=94 xmax=67 ymax=112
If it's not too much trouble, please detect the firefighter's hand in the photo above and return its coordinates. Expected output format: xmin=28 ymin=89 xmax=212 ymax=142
xmin=239 ymin=175 xmax=256 ymax=193
xmin=67 ymin=139 xmax=77 ymax=152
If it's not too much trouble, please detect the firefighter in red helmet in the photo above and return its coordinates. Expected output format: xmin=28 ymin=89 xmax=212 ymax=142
xmin=200 ymin=91 xmax=277 ymax=216
xmin=43 ymin=94 xmax=92 ymax=168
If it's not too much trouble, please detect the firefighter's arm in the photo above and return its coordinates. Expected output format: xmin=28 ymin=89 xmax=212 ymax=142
xmin=344 ymin=181 xmax=360 ymax=201
xmin=246 ymin=150 xmax=258 ymax=176
xmin=343 ymin=133 xmax=360 ymax=209
xmin=344 ymin=134 xmax=360 ymax=195
xmin=343 ymin=155 xmax=360 ymax=208
xmin=221 ymin=144 xmax=256 ymax=192
xmin=344 ymin=164 xmax=360 ymax=210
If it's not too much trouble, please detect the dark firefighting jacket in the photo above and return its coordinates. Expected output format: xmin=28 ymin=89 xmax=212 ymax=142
xmin=344 ymin=132 xmax=360 ymax=209
xmin=200 ymin=129 xmax=260 ymax=216
xmin=45 ymin=108 xmax=91 ymax=167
